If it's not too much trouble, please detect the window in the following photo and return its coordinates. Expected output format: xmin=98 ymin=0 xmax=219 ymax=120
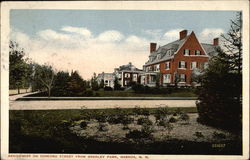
xmin=150 ymin=75 xmax=156 ymax=83
xmin=190 ymin=62 xmax=197 ymax=70
xmin=184 ymin=49 xmax=190 ymax=56
xmin=195 ymin=50 xmax=201 ymax=55
xmin=180 ymin=74 xmax=186 ymax=82
xmin=157 ymin=54 xmax=161 ymax=60
xmin=163 ymin=74 xmax=171 ymax=83
xmin=133 ymin=74 xmax=137 ymax=81
xmin=178 ymin=61 xmax=186 ymax=69
xmin=154 ymin=64 xmax=160 ymax=72
xmin=124 ymin=80 xmax=129 ymax=86
xmin=165 ymin=62 xmax=170 ymax=70
xmin=125 ymin=73 xmax=130 ymax=78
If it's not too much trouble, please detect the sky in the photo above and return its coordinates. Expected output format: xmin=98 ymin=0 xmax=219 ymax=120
xmin=10 ymin=10 xmax=237 ymax=79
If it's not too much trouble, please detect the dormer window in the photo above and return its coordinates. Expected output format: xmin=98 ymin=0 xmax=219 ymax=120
xmin=157 ymin=54 xmax=161 ymax=60
xmin=195 ymin=50 xmax=201 ymax=55
xmin=184 ymin=49 xmax=190 ymax=56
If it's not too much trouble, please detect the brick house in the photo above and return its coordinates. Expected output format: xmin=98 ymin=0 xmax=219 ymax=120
xmin=114 ymin=62 xmax=144 ymax=87
xmin=143 ymin=30 xmax=219 ymax=87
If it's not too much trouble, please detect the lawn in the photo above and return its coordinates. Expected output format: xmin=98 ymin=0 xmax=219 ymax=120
xmin=9 ymin=107 xmax=241 ymax=154
xmin=25 ymin=89 xmax=197 ymax=97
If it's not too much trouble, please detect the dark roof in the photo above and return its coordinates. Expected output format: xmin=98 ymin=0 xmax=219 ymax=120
xmin=145 ymin=35 xmax=218 ymax=65
xmin=145 ymin=36 xmax=188 ymax=65
xmin=201 ymin=43 xmax=219 ymax=57
xmin=116 ymin=63 xmax=142 ymax=72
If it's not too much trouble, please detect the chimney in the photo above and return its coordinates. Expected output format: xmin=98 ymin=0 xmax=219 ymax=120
xmin=179 ymin=30 xmax=188 ymax=40
xmin=150 ymin=43 xmax=157 ymax=53
xmin=213 ymin=38 xmax=219 ymax=46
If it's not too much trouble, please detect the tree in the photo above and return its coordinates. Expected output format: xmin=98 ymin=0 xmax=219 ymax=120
xmin=114 ymin=77 xmax=121 ymax=90
xmin=155 ymin=73 xmax=162 ymax=88
xmin=90 ymin=73 xmax=99 ymax=91
xmin=52 ymin=71 xmax=70 ymax=96
xmin=9 ymin=41 xmax=33 ymax=93
xmin=67 ymin=71 xmax=86 ymax=96
xmin=33 ymin=64 xmax=55 ymax=97
xmin=196 ymin=13 xmax=242 ymax=131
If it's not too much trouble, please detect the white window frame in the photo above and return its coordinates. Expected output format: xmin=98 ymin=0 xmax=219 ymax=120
xmin=180 ymin=74 xmax=186 ymax=82
xmin=165 ymin=62 xmax=170 ymax=70
xmin=163 ymin=74 xmax=171 ymax=83
xmin=184 ymin=49 xmax=190 ymax=56
xmin=191 ymin=62 xmax=197 ymax=70
xmin=125 ymin=73 xmax=130 ymax=78
xmin=195 ymin=50 xmax=201 ymax=55
xmin=179 ymin=61 xmax=186 ymax=69
xmin=154 ymin=64 xmax=160 ymax=72
xmin=157 ymin=54 xmax=161 ymax=60
xmin=133 ymin=74 xmax=137 ymax=81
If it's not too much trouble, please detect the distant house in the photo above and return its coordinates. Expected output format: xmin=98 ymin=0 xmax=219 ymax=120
xmin=114 ymin=62 xmax=144 ymax=87
xmin=97 ymin=72 xmax=115 ymax=88
xmin=143 ymin=30 xmax=219 ymax=87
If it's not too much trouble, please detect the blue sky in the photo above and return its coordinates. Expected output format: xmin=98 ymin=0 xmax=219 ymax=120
xmin=10 ymin=10 xmax=237 ymax=79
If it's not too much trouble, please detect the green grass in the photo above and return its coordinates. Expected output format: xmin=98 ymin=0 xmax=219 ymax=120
xmin=95 ymin=90 xmax=197 ymax=97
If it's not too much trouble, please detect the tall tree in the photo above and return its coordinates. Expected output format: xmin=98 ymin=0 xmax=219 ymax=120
xmin=67 ymin=71 xmax=86 ymax=96
xmin=90 ymin=73 xmax=99 ymax=91
xmin=9 ymin=41 xmax=32 ymax=93
xmin=196 ymin=13 xmax=242 ymax=131
xmin=33 ymin=64 xmax=55 ymax=97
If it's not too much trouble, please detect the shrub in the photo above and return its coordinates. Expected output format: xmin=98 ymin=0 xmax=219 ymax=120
xmin=154 ymin=107 xmax=169 ymax=120
xmin=83 ymin=89 xmax=94 ymax=96
xmin=137 ymin=117 xmax=153 ymax=125
xmin=132 ymin=107 xmax=150 ymax=116
xmin=98 ymin=123 xmax=109 ymax=132
xmin=126 ymin=128 xmax=152 ymax=139
xmin=179 ymin=113 xmax=190 ymax=121
xmin=213 ymin=132 xmax=226 ymax=139
xmin=107 ymin=115 xmax=133 ymax=125
xmin=169 ymin=117 xmax=177 ymax=123
xmin=79 ymin=121 xmax=87 ymax=129
xmin=104 ymin=86 xmax=113 ymax=91
xmin=194 ymin=131 xmax=204 ymax=138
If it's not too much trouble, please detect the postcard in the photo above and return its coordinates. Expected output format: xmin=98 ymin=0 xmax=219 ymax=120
xmin=1 ymin=1 xmax=249 ymax=160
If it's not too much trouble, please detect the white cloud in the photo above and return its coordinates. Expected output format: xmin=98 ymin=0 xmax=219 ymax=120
xmin=37 ymin=29 xmax=71 ymax=41
xmin=10 ymin=27 xmax=150 ymax=79
xmin=97 ymin=30 xmax=124 ymax=42
xmin=61 ymin=26 xmax=92 ymax=38
xmin=199 ymin=28 xmax=225 ymax=43
xmin=143 ymin=29 xmax=163 ymax=39
xmin=162 ymin=29 xmax=184 ymax=43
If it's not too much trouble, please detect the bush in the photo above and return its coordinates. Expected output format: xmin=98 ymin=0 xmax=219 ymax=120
xmin=80 ymin=121 xmax=87 ymax=129
xmin=179 ymin=113 xmax=190 ymax=121
xmin=169 ymin=117 xmax=177 ymax=123
xmin=194 ymin=131 xmax=204 ymax=138
xmin=154 ymin=107 xmax=169 ymax=120
xmin=213 ymin=132 xmax=226 ymax=139
xmin=83 ymin=89 xmax=94 ymax=96
xmin=126 ymin=129 xmax=152 ymax=139
xmin=137 ymin=117 xmax=153 ymax=125
xmin=107 ymin=115 xmax=133 ymax=125
xmin=132 ymin=107 xmax=150 ymax=116
xmin=104 ymin=86 xmax=113 ymax=91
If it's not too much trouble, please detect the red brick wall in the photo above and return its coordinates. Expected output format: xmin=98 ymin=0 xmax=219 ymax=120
xmin=145 ymin=32 xmax=210 ymax=85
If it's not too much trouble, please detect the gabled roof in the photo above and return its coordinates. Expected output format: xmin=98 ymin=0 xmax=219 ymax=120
xmin=201 ymin=43 xmax=219 ymax=57
xmin=145 ymin=36 xmax=189 ymax=65
xmin=145 ymin=33 xmax=218 ymax=66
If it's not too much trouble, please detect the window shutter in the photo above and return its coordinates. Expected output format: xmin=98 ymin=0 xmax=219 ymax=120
xmin=184 ymin=74 xmax=186 ymax=82
xmin=169 ymin=62 xmax=171 ymax=69
xmin=179 ymin=62 xmax=181 ymax=68
xmin=185 ymin=62 xmax=187 ymax=68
